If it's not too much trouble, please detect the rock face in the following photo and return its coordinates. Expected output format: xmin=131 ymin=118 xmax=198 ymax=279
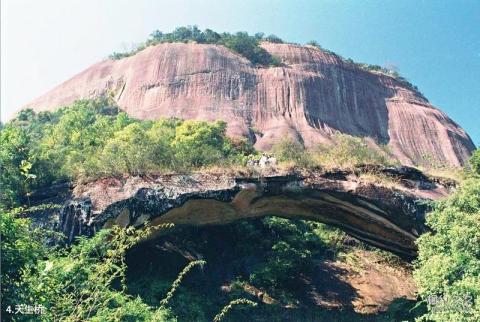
xmin=32 ymin=167 xmax=452 ymax=258
xmin=24 ymin=42 xmax=475 ymax=167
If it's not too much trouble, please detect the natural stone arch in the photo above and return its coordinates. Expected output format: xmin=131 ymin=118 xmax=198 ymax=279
xmin=54 ymin=167 xmax=452 ymax=259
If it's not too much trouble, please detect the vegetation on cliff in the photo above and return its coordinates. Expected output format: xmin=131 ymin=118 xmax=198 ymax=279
xmin=0 ymin=98 xmax=254 ymax=208
xmin=271 ymin=136 xmax=398 ymax=170
xmin=109 ymin=25 xmax=421 ymax=92
xmin=110 ymin=26 xmax=282 ymax=67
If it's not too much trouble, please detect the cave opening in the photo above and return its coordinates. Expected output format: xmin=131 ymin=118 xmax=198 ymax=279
xmin=124 ymin=216 xmax=418 ymax=322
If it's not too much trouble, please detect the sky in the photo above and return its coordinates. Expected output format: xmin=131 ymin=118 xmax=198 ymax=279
xmin=1 ymin=0 xmax=479 ymax=145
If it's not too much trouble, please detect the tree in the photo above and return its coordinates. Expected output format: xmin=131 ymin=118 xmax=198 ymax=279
xmin=0 ymin=210 xmax=47 ymax=311
xmin=98 ymin=123 xmax=156 ymax=176
xmin=264 ymin=34 xmax=283 ymax=43
xmin=414 ymin=151 xmax=480 ymax=321
xmin=0 ymin=126 xmax=32 ymax=206
xmin=15 ymin=222 xmax=177 ymax=321
xmin=307 ymin=40 xmax=321 ymax=47
xmin=200 ymin=29 xmax=221 ymax=43
xmin=470 ymin=149 xmax=480 ymax=175
xmin=172 ymin=120 xmax=230 ymax=168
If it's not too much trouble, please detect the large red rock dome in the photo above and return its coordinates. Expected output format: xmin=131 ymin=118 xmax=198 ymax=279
xmin=24 ymin=42 xmax=475 ymax=167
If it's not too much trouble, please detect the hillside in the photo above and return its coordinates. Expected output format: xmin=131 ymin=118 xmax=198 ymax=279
xmin=23 ymin=41 xmax=475 ymax=167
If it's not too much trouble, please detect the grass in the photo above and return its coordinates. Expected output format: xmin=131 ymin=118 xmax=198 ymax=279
xmin=357 ymin=170 xmax=402 ymax=189
xmin=271 ymin=134 xmax=399 ymax=171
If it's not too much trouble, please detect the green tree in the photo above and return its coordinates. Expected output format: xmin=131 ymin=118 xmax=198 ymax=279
xmin=264 ymin=34 xmax=283 ymax=43
xmin=220 ymin=32 xmax=277 ymax=66
xmin=414 ymin=151 xmax=480 ymax=321
xmin=0 ymin=210 xmax=48 ymax=312
xmin=0 ymin=126 xmax=32 ymax=206
xmin=39 ymin=99 xmax=121 ymax=178
xmin=469 ymin=149 xmax=480 ymax=175
xmin=172 ymin=120 xmax=231 ymax=168
xmin=17 ymin=225 xmax=177 ymax=321
xmin=98 ymin=123 xmax=157 ymax=176
xmin=271 ymin=138 xmax=314 ymax=168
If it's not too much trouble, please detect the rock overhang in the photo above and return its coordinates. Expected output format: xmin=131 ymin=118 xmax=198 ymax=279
xmin=35 ymin=166 xmax=453 ymax=259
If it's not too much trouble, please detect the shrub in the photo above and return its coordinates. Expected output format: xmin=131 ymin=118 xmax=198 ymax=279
xmin=10 ymin=222 xmax=182 ymax=321
xmin=172 ymin=120 xmax=231 ymax=168
xmin=0 ymin=126 xmax=32 ymax=206
xmin=314 ymin=134 xmax=396 ymax=168
xmin=270 ymin=138 xmax=315 ymax=168
xmin=248 ymin=217 xmax=345 ymax=296
xmin=219 ymin=32 xmax=280 ymax=66
xmin=414 ymin=171 xmax=480 ymax=321
xmin=97 ymin=123 xmax=157 ymax=176
xmin=0 ymin=210 xmax=48 ymax=310
xmin=470 ymin=149 xmax=480 ymax=175
xmin=271 ymin=134 xmax=397 ymax=170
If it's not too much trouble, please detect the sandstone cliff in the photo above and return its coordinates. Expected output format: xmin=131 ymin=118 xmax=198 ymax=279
xmin=24 ymin=42 xmax=475 ymax=166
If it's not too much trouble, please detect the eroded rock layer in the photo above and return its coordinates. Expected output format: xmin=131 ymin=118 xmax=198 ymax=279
xmin=24 ymin=42 xmax=475 ymax=166
xmin=37 ymin=167 xmax=452 ymax=258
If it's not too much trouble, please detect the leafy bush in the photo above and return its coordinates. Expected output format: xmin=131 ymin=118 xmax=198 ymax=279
xmin=470 ymin=149 xmax=480 ymax=175
xmin=315 ymin=134 xmax=397 ymax=168
xmin=0 ymin=210 xmax=49 ymax=310
xmin=172 ymin=120 xmax=230 ymax=168
xmin=0 ymin=214 xmax=183 ymax=322
xmin=271 ymin=134 xmax=397 ymax=170
xmin=0 ymin=126 xmax=33 ymax=206
xmin=219 ymin=32 xmax=281 ymax=66
xmin=414 ymin=154 xmax=480 ymax=321
xmin=270 ymin=138 xmax=315 ymax=168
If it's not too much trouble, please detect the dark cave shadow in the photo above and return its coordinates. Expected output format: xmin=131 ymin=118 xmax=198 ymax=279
xmin=125 ymin=218 xmax=363 ymax=314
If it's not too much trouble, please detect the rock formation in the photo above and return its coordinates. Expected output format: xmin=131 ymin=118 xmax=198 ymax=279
xmin=31 ymin=166 xmax=453 ymax=258
xmin=24 ymin=42 xmax=475 ymax=167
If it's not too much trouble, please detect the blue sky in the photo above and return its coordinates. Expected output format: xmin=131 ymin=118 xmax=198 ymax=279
xmin=1 ymin=0 xmax=479 ymax=145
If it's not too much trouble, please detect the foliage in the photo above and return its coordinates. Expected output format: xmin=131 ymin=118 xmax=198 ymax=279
xmin=125 ymin=217 xmax=349 ymax=320
xmin=414 ymin=156 xmax=480 ymax=322
xmin=109 ymin=25 xmax=418 ymax=88
xmin=349 ymin=61 xmax=422 ymax=94
xmin=306 ymin=40 xmax=339 ymax=56
xmin=213 ymin=298 xmax=257 ymax=322
xmin=271 ymin=138 xmax=315 ymax=168
xmin=17 ymin=225 xmax=162 ymax=321
xmin=1 ymin=100 xmax=253 ymax=206
xmin=219 ymin=32 xmax=281 ymax=66
xmin=0 ymin=97 xmax=122 ymax=207
xmin=2 ymin=208 xmax=264 ymax=321
xmin=110 ymin=26 xmax=282 ymax=66
xmin=38 ymin=98 xmax=126 ymax=179
xmin=316 ymin=134 xmax=397 ymax=168
xmin=0 ymin=126 xmax=33 ymax=206
xmin=469 ymin=149 xmax=480 ymax=175
xmin=246 ymin=217 xmax=346 ymax=299
xmin=264 ymin=34 xmax=283 ymax=43
xmin=159 ymin=260 xmax=206 ymax=307
xmin=271 ymin=134 xmax=398 ymax=170
xmin=0 ymin=215 xmax=182 ymax=322
xmin=0 ymin=210 xmax=49 ymax=310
